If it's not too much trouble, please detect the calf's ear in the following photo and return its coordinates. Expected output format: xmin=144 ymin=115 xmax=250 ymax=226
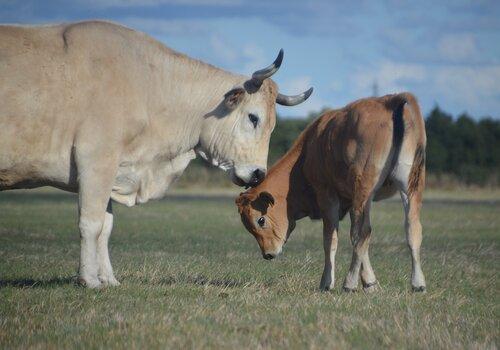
xmin=235 ymin=194 xmax=250 ymax=214
xmin=224 ymin=87 xmax=245 ymax=109
xmin=259 ymin=191 xmax=275 ymax=207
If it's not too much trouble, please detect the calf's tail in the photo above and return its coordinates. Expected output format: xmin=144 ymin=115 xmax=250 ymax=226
xmin=383 ymin=93 xmax=426 ymax=197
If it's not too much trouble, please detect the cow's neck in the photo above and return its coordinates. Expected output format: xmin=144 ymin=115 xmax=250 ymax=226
xmin=152 ymin=52 xmax=245 ymax=156
xmin=265 ymin=131 xmax=319 ymax=221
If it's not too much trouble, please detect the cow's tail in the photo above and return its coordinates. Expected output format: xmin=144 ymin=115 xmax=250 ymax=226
xmin=385 ymin=93 xmax=426 ymax=197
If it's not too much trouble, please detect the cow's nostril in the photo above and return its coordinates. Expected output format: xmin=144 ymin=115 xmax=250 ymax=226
xmin=250 ymin=168 xmax=266 ymax=186
xmin=263 ymin=253 xmax=275 ymax=260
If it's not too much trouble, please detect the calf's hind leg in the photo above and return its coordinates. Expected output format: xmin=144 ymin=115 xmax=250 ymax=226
xmin=400 ymin=190 xmax=426 ymax=292
xmin=358 ymin=202 xmax=378 ymax=292
xmin=343 ymin=201 xmax=377 ymax=292
xmin=394 ymin=145 xmax=427 ymax=292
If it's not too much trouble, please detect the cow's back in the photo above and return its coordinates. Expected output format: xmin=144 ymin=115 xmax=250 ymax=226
xmin=0 ymin=21 xmax=154 ymax=189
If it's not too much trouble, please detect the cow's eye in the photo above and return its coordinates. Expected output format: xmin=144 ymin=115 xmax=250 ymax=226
xmin=248 ymin=113 xmax=259 ymax=128
xmin=257 ymin=216 xmax=265 ymax=227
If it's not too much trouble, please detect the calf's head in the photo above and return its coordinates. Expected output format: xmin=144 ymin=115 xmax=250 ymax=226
xmin=198 ymin=49 xmax=312 ymax=187
xmin=236 ymin=190 xmax=295 ymax=259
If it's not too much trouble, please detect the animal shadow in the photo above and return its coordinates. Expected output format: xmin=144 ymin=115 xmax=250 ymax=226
xmin=0 ymin=276 xmax=76 ymax=289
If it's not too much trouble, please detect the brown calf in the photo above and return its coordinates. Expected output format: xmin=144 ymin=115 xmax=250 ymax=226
xmin=236 ymin=93 xmax=427 ymax=292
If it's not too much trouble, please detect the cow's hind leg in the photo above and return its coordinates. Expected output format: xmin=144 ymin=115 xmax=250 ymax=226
xmin=97 ymin=200 xmax=120 ymax=286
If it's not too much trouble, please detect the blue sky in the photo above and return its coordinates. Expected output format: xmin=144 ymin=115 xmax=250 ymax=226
xmin=2 ymin=0 xmax=499 ymax=119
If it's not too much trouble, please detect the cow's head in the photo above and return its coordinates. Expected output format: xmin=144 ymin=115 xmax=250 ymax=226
xmin=198 ymin=50 xmax=312 ymax=187
xmin=236 ymin=189 xmax=293 ymax=259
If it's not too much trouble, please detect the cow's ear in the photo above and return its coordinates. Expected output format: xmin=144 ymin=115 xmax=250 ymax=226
xmin=224 ymin=87 xmax=245 ymax=109
xmin=259 ymin=191 xmax=275 ymax=207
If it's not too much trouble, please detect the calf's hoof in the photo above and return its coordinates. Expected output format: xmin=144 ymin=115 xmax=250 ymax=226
xmin=320 ymin=284 xmax=333 ymax=292
xmin=412 ymin=285 xmax=426 ymax=293
xmin=342 ymin=286 xmax=357 ymax=293
xmin=363 ymin=281 xmax=379 ymax=293
xmin=319 ymin=277 xmax=333 ymax=292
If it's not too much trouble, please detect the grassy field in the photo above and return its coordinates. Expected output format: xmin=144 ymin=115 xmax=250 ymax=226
xmin=0 ymin=188 xmax=498 ymax=349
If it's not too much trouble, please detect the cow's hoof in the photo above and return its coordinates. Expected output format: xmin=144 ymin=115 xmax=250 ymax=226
xmin=99 ymin=275 xmax=121 ymax=287
xmin=342 ymin=286 xmax=357 ymax=293
xmin=363 ymin=281 xmax=379 ymax=293
xmin=412 ymin=285 xmax=426 ymax=293
xmin=78 ymin=276 xmax=102 ymax=289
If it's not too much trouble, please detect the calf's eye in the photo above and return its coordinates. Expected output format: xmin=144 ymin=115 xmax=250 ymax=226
xmin=257 ymin=216 xmax=266 ymax=227
xmin=248 ymin=113 xmax=259 ymax=128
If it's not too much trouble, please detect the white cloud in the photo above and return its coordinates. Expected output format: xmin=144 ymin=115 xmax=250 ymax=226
xmin=241 ymin=44 xmax=267 ymax=74
xmin=208 ymin=38 xmax=269 ymax=75
xmin=209 ymin=34 xmax=239 ymax=65
xmin=352 ymin=61 xmax=426 ymax=96
xmin=282 ymin=76 xmax=312 ymax=94
xmin=122 ymin=17 xmax=210 ymax=36
xmin=277 ymin=76 xmax=328 ymax=117
xmin=329 ymin=80 xmax=343 ymax=92
xmin=83 ymin=0 xmax=241 ymax=9
xmin=438 ymin=33 xmax=479 ymax=62
xmin=434 ymin=65 xmax=500 ymax=110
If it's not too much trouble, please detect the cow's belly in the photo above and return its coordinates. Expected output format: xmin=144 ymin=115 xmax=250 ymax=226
xmin=110 ymin=150 xmax=196 ymax=206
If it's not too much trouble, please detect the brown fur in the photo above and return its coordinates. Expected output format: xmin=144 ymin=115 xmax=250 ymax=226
xmin=408 ymin=145 xmax=425 ymax=198
xmin=236 ymin=93 xmax=428 ymax=291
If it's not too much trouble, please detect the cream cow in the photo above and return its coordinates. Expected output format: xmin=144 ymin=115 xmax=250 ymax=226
xmin=0 ymin=20 xmax=312 ymax=287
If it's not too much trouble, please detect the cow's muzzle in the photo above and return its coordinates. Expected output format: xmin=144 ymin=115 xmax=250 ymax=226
xmin=248 ymin=168 xmax=266 ymax=187
xmin=232 ymin=167 xmax=266 ymax=187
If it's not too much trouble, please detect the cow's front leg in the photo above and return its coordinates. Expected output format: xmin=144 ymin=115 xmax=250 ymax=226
xmin=97 ymin=200 xmax=120 ymax=286
xmin=78 ymin=211 xmax=104 ymax=288
xmin=76 ymin=148 xmax=119 ymax=288
xmin=319 ymin=197 xmax=339 ymax=291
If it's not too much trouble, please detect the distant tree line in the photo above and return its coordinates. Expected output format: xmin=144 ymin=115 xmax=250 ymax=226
xmin=181 ymin=106 xmax=499 ymax=187
xmin=268 ymin=106 xmax=499 ymax=186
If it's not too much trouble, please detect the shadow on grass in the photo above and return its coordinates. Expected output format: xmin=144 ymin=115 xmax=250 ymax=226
xmin=152 ymin=275 xmax=246 ymax=288
xmin=1 ymin=274 xmax=268 ymax=289
xmin=0 ymin=276 xmax=76 ymax=289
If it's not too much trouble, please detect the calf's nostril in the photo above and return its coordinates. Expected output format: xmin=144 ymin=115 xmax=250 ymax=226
xmin=263 ymin=253 xmax=275 ymax=260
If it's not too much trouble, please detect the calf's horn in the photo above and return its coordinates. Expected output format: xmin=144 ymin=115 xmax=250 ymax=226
xmin=276 ymin=87 xmax=314 ymax=106
xmin=250 ymin=49 xmax=284 ymax=88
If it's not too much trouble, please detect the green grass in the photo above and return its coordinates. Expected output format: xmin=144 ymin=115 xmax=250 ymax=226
xmin=0 ymin=189 xmax=499 ymax=349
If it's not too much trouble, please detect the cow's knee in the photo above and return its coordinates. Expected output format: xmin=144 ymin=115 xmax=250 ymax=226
xmin=79 ymin=216 xmax=103 ymax=239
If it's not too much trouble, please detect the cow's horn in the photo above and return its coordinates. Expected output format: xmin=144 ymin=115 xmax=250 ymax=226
xmin=250 ymin=49 xmax=284 ymax=88
xmin=276 ymin=87 xmax=314 ymax=106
